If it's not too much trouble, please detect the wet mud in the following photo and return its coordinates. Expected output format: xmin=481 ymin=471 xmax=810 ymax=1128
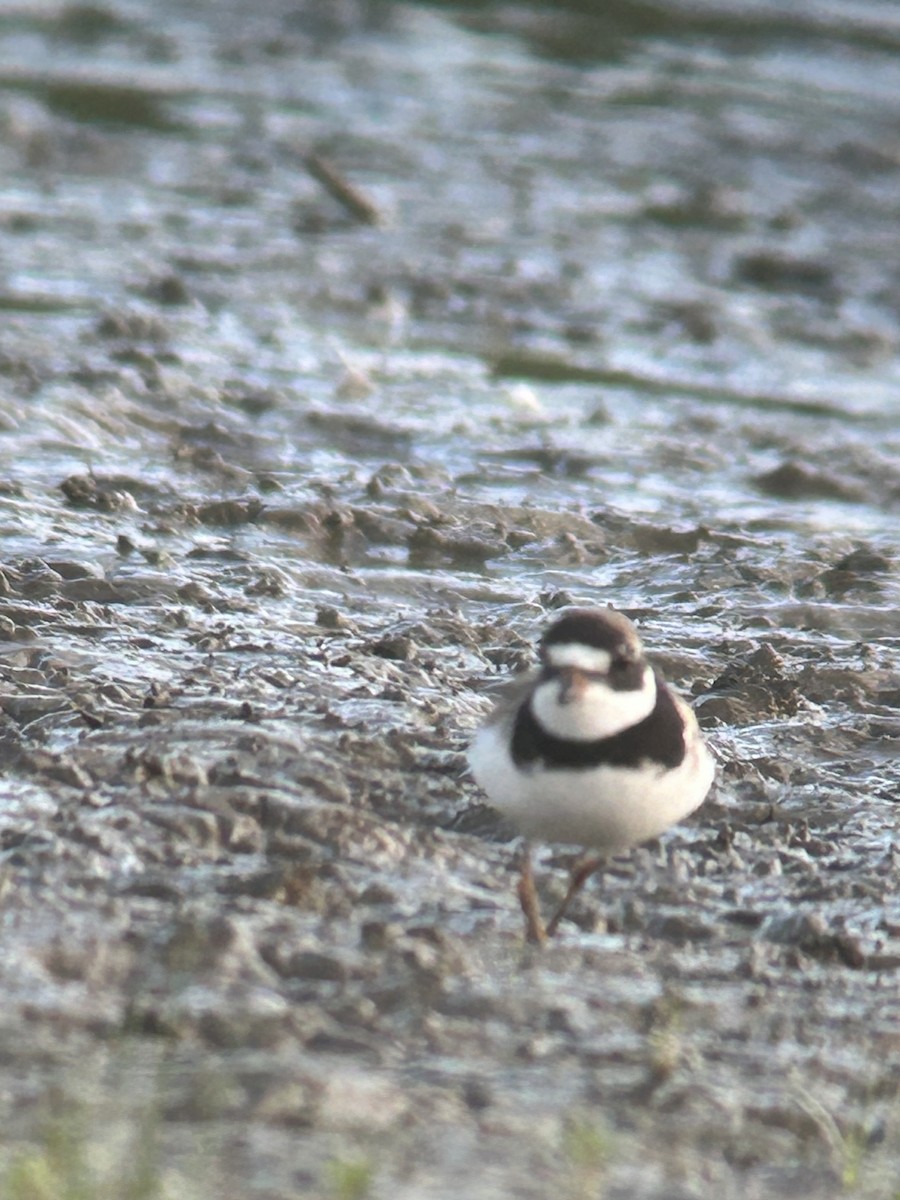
xmin=0 ymin=1 xmax=899 ymax=1197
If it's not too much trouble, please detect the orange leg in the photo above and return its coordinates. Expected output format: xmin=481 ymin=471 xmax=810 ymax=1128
xmin=544 ymin=855 xmax=604 ymax=937
xmin=516 ymin=842 xmax=547 ymax=946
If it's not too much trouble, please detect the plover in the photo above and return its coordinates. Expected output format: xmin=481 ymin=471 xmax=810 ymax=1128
xmin=468 ymin=607 xmax=714 ymax=942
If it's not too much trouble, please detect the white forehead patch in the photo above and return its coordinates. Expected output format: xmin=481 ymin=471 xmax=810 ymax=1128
xmin=547 ymin=644 xmax=613 ymax=673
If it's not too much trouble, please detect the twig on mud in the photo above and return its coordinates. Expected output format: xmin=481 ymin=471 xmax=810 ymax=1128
xmin=304 ymin=151 xmax=384 ymax=226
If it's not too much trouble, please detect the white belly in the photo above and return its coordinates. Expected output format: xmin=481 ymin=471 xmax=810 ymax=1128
xmin=468 ymin=723 xmax=714 ymax=852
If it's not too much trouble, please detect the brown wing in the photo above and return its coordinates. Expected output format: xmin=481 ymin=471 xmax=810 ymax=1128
xmin=479 ymin=670 xmax=538 ymax=732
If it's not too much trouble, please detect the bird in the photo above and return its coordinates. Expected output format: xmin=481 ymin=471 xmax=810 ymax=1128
xmin=468 ymin=607 xmax=714 ymax=943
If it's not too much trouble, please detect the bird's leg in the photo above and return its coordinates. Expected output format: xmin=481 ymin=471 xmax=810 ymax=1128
xmin=545 ymin=855 xmax=604 ymax=937
xmin=516 ymin=841 xmax=547 ymax=946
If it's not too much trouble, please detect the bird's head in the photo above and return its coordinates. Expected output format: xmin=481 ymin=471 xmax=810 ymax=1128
xmin=531 ymin=608 xmax=657 ymax=741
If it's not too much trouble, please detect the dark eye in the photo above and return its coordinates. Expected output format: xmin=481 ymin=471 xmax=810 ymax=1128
xmin=611 ymin=658 xmax=630 ymax=673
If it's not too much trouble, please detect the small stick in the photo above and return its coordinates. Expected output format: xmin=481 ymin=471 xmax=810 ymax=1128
xmin=305 ymin=151 xmax=383 ymax=226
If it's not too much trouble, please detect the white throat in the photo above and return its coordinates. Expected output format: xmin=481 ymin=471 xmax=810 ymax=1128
xmin=530 ymin=664 xmax=656 ymax=742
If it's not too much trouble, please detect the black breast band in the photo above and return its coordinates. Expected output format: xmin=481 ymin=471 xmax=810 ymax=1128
xmin=511 ymin=676 xmax=687 ymax=771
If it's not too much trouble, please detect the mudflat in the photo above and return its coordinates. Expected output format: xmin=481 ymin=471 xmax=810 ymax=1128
xmin=0 ymin=2 xmax=898 ymax=1196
